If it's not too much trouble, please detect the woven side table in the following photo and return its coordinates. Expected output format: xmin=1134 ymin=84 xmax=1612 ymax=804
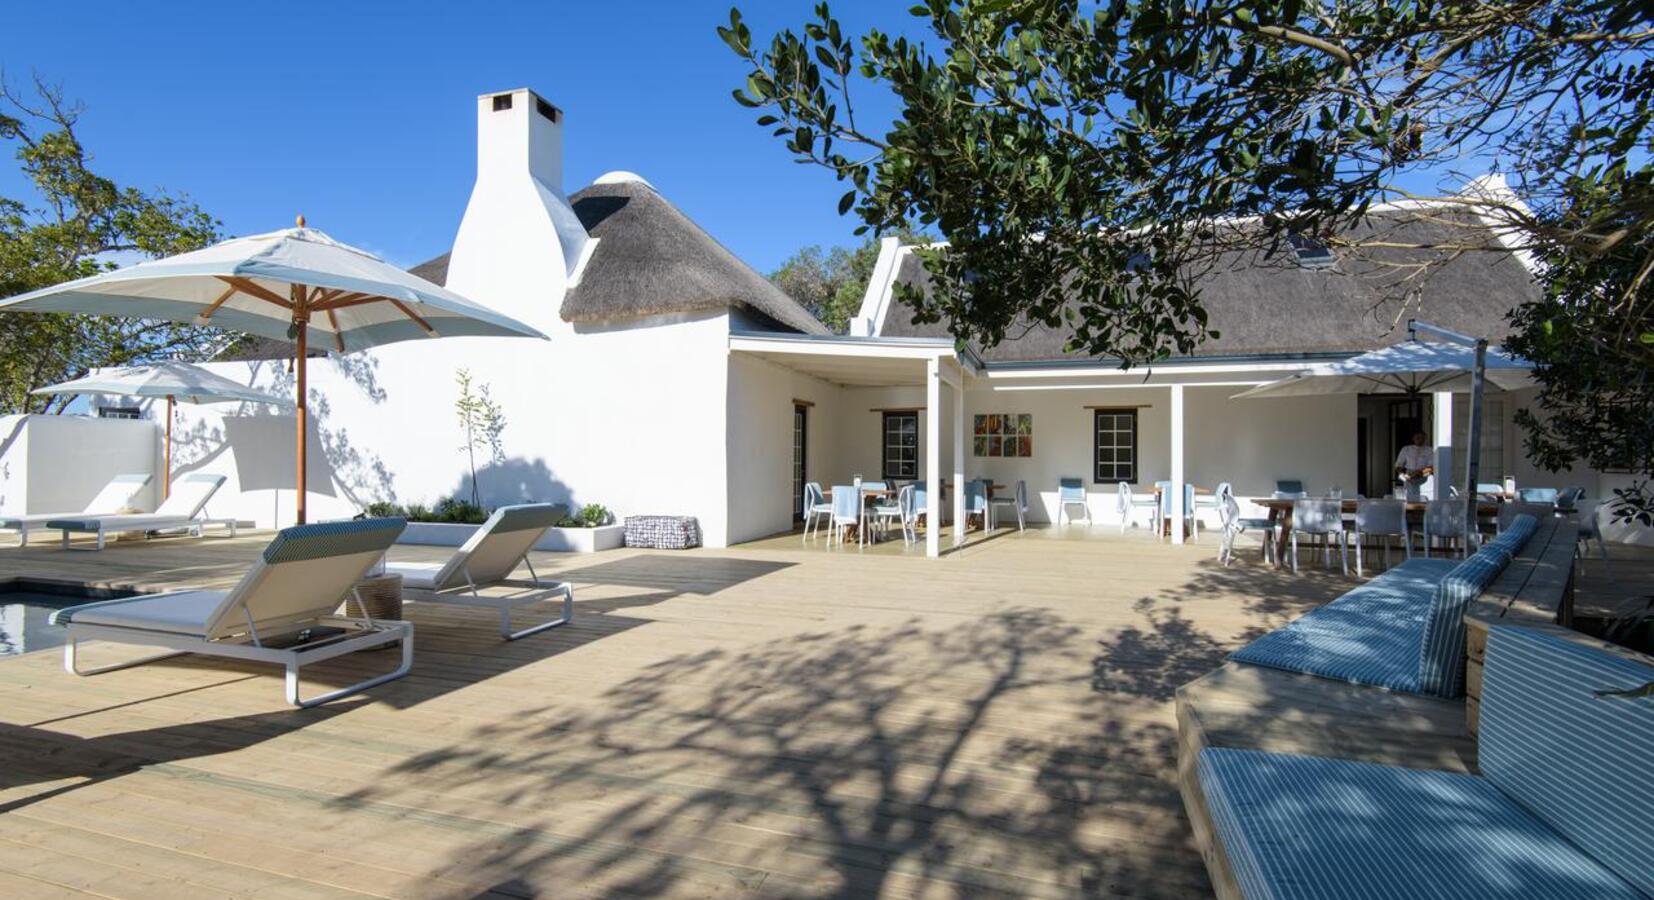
xmin=346 ymin=572 xmax=403 ymax=620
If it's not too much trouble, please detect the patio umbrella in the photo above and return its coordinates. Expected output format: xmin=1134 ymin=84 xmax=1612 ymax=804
xmin=1233 ymin=322 xmax=1535 ymax=545
xmin=0 ymin=219 xmax=546 ymax=522
xmin=32 ymin=362 xmax=291 ymax=499
xmin=1229 ymin=340 xmax=1534 ymax=400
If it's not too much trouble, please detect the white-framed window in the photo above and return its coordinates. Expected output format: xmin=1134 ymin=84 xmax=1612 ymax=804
xmin=882 ymin=411 xmax=918 ymax=480
xmin=1093 ymin=409 xmax=1138 ymax=483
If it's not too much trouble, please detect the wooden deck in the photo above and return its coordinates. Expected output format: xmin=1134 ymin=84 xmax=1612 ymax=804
xmin=0 ymin=527 xmax=1356 ymax=899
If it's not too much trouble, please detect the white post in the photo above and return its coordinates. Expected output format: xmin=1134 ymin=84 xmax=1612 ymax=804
xmin=925 ymin=357 xmax=941 ymax=558
xmin=1433 ymin=390 xmax=1455 ymax=498
xmin=1170 ymin=384 xmax=1187 ymax=545
xmin=952 ymin=368 xmax=966 ymax=548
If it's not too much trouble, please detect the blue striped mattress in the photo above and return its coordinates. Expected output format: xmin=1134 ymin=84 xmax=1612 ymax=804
xmin=1227 ymin=559 xmax=1458 ymax=693
xmin=1198 ymin=747 xmax=1646 ymax=900
xmin=1478 ymin=626 xmax=1654 ymax=897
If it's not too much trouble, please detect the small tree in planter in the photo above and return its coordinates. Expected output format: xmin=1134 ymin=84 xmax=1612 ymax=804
xmin=455 ymin=369 xmax=507 ymax=507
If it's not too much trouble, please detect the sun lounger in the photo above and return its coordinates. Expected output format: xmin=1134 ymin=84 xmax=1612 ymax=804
xmin=51 ymin=518 xmax=414 ymax=708
xmin=47 ymin=472 xmax=236 ymax=550
xmin=382 ymin=503 xmax=572 ymax=640
xmin=0 ymin=473 xmax=152 ymax=547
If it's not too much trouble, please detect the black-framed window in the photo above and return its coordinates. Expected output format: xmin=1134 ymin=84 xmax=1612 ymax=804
xmin=1093 ymin=409 xmax=1138 ymax=483
xmin=882 ymin=411 xmax=918 ymax=479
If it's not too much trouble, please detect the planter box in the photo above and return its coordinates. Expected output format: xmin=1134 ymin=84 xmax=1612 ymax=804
xmin=396 ymin=521 xmax=624 ymax=553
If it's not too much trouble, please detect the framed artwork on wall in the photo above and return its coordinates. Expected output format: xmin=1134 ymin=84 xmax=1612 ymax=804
xmin=973 ymin=413 xmax=1032 ymax=457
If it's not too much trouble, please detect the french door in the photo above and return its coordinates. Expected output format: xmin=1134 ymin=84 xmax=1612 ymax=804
xmin=793 ymin=404 xmax=808 ymax=522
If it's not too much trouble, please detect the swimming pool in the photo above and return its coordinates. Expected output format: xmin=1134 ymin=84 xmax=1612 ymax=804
xmin=0 ymin=585 xmax=138 ymax=658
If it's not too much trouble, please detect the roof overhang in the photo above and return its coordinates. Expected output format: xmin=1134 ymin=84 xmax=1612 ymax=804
xmin=729 ymin=330 xmax=979 ymax=387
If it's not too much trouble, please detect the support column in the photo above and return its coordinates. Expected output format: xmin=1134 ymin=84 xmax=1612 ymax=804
xmin=1433 ymin=390 xmax=1455 ymax=496
xmin=952 ymin=369 xmax=966 ymax=548
xmin=925 ymin=357 xmax=941 ymax=558
xmin=1170 ymin=384 xmax=1186 ymax=545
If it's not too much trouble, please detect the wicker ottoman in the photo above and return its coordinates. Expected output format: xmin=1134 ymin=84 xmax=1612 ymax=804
xmin=342 ymin=572 xmax=404 ymax=620
xmin=624 ymin=515 xmax=701 ymax=549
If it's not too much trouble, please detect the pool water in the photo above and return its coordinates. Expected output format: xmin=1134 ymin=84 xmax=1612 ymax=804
xmin=0 ymin=589 xmax=135 ymax=658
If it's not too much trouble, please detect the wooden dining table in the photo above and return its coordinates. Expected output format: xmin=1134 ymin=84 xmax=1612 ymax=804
xmin=1151 ymin=483 xmax=1214 ymax=538
xmin=822 ymin=482 xmax=1007 ymax=541
xmin=1251 ymin=497 xmax=1502 ymax=567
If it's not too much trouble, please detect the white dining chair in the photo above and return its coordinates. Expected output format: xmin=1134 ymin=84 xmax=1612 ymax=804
xmin=802 ymin=482 xmax=833 ymax=542
xmin=1352 ymin=499 xmax=1409 ymax=576
xmin=828 ymin=485 xmax=861 ymax=547
xmin=1057 ymin=478 xmax=1091 ymax=526
xmin=871 ymin=485 xmax=907 ymax=543
xmin=1217 ymin=485 xmax=1276 ymax=566
xmin=1422 ymin=499 xmax=1469 ymax=559
xmin=1291 ymin=498 xmax=1348 ymax=575
xmin=988 ymin=480 xmax=1028 ymax=532
xmin=1116 ymin=481 xmax=1158 ymax=534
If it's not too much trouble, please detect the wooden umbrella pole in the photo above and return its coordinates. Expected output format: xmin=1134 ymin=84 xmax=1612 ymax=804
xmin=164 ymin=395 xmax=174 ymax=499
xmin=294 ymin=285 xmax=309 ymax=525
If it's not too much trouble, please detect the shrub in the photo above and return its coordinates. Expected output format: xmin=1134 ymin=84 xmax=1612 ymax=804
xmin=433 ymin=497 xmax=488 ymax=524
xmin=364 ymin=501 xmax=402 ymax=518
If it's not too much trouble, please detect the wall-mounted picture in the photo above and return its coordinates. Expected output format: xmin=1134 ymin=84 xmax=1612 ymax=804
xmin=973 ymin=413 xmax=1033 ymax=457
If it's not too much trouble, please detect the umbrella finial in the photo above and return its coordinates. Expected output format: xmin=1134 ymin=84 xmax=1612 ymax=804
xmin=295 ymin=214 xmax=306 ymax=229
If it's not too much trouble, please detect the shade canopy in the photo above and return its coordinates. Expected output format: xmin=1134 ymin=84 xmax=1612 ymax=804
xmin=32 ymin=361 xmax=290 ymax=407
xmin=0 ymin=226 xmax=546 ymax=351
xmin=1232 ymin=340 xmax=1535 ymax=400
xmin=0 ymin=222 xmax=546 ymax=523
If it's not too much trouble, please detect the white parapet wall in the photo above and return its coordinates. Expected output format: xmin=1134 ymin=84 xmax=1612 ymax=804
xmin=0 ymin=414 xmax=160 ymax=515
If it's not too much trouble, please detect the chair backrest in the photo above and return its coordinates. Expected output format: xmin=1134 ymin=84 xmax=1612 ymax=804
xmin=1219 ymin=489 xmax=1240 ymax=531
xmin=1115 ymin=481 xmax=1133 ymax=513
xmin=804 ymin=482 xmax=824 ymax=509
xmin=1423 ymin=499 xmax=1465 ymax=537
xmin=83 ymin=473 xmax=153 ymax=513
xmin=1014 ymin=479 xmax=1027 ymax=511
xmin=203 ymin=517 xmax=406 ymax=640
xmin=830 ymin=486 xmax=860 ymax=524
xmin=1211 ymin=481 xmax=1232 ymax=503
xmin=1476 ymin=482 xmax=1505 ymax=495
xmin=860 ymin=481 xmax=888 ymax=493
xmin=1354 ymin=498 xmax=1406 ymax=535
xmin=1058 ymin=477 xmax=1084 ymax=502
xmin=1274 ymin=479 xmax=1305 ymax=497
xmin=912 ymin=484 xmax=928 ymax=511
xmin=965 ymin=480 xmax=988 ymax=513
xmin=1517 ymin=487 xmax=1559 ymax=503
xmin=1576 ymin=499 xmax=1603 ymax=539
xmin=1477 ymin=625 xmax=1654 ymax=897
xmin=430 ymin=503 xmax=561 ymax=589
xmin=897 ymin=484 xmax=916 ymax=519
xmin=1499 ymin=501 xmax=1554 ymax=531
xmin=1555 ymin=486 xmax=1584 ymax=511
xmin=1292 ymin=498 xmax=1344 ymax=534
xmin=155 ymin=473 xmax=226 ymax=518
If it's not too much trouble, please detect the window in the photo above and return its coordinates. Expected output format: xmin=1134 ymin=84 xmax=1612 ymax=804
xmin=97 ymin=406 xmax=141 ymax=420
xmin=1093 ymin=409 xmax=1138 ymax=483
xmin=535 ymin=97 xmax=561 ymax=122
xmin=882 ymin=411 xmax=918 ymax=479
xmin=491 ymin=94 xmax=513 ymax=112
xmin=1288 ymin=233 xmax=1335 ymax=269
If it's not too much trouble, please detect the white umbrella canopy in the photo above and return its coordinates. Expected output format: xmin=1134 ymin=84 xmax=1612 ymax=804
xmin=1231 ymin=340 xmax=1535 ymax=400
xmin=0 ymin=221 xmax=547 ymax=522
xmin=32 ymin=361 xmax=292 ymax=407
xmin=32 ymin=362 xmax=291 ymax=500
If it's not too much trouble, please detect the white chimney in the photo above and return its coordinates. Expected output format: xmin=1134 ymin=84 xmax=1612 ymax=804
xmin=444 ymin=87 xmax=590 ymax=334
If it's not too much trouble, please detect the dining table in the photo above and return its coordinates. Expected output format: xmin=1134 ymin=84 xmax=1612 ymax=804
xmin=1251 ymin=497 xmax=1502 ymax=568
xmin=1151 ymin=483 xmax=1214 ymax=538
xmin=823 ymin=481 xmax=1007 ymax=542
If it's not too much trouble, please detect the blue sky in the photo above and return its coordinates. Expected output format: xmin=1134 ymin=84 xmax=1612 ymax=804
xmin=0 ymin=1 xmax=905 ymax=273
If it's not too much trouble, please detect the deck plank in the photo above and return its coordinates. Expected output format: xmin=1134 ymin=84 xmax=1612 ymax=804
xmin=0 ymin=527 xmax=1348 ymax=898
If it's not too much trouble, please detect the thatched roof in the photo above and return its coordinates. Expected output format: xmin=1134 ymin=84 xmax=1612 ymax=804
xmin=879 ymin=209 xmax=1541 ymax=361
xmin=408 ymin=253 xmax=450 ymax=287
xmin=559 ymin=176 xmax=827 ymax=334
xmin=213 ymin=335 xmax=327 ymax=362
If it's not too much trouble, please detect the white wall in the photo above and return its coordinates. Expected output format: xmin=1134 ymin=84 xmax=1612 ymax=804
xmin=174 ymin=308 xmax=737 ymax=541
xmin=0 ymin=414 xmax=159 ymax=515
xmin=725 ymin=354 xmax=846 ymax=543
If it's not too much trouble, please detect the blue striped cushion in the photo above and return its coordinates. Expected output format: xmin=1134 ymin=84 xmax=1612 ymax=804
xmin=1479 ymin=626 xmax=1654 ymax=897
xmin=1416 ymin=547 xmax=1512 ymax=697
xmin=261 ymin=517 xmax=406 ymax=564
xmin=1198 ymin=748 xmax=1645 ymax=900
xmin=1227 ymin=560 xmax=1457 ymax=693
xmin=1485 ymin=513 xmax=1536 ymax=556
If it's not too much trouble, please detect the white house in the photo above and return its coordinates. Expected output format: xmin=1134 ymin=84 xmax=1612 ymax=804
xmin=4 ymin=86 xmax=1644 ymax=555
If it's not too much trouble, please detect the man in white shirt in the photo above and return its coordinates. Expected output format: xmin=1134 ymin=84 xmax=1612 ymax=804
xmin=1394 ymin=432 xmax=1435 ymax=478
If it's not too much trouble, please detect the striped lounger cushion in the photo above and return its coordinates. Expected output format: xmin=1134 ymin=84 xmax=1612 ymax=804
xmin=1478 ymin=626 xmax=1654 ymax=898
xmin=1197 ymin=747 xmax=1646 ymax=900
xmin=1227 ymin=559 xmax=1459 ymax=692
